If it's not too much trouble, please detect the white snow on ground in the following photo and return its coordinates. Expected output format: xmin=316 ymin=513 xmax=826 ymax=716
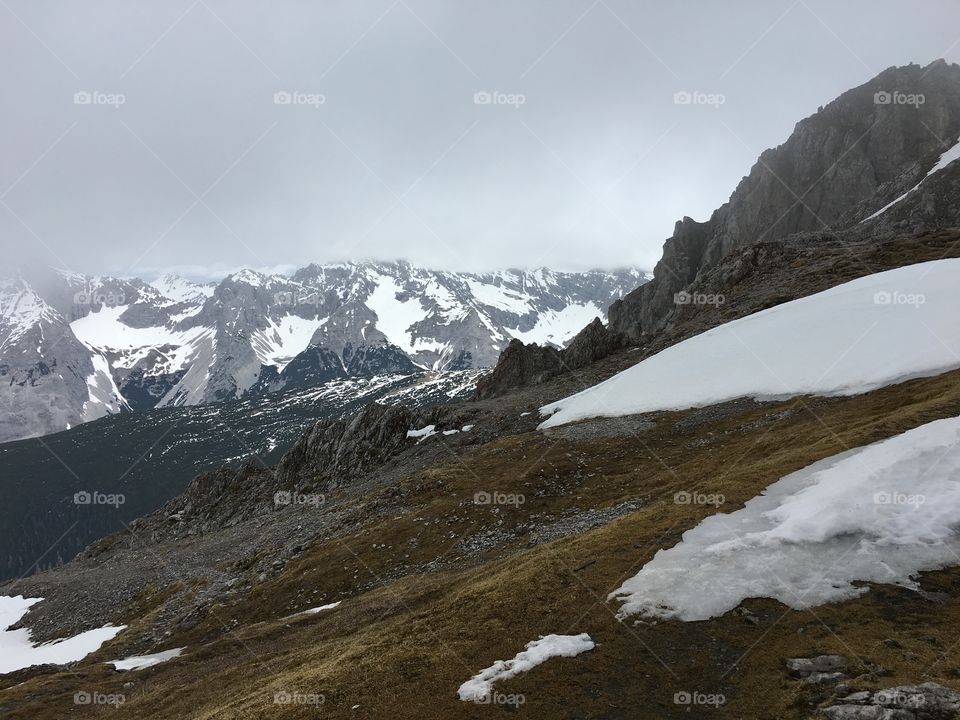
xmin=0 ymin=595 xmax=126 ymax=673
xmin=465 ymin=279 xmax=530 ymax=314
xmin=250 ymin=314 xmax=328 ymax=371
xmin=507 ymin=302 xmax=603 ymax=347
xmin=541 ymin=259 xmax=960 ymax=429
xmin=407 ymin=424 xmax=437 ymax=441
xmin=365 ymin=274 xmax=428 ymax=355
xmin=304 ymin=602 xmax=341 ymax=614
xmin=862 ymin=136 xmax=960 ymax=222
xmin=81 ymin=353 xmax=128 ymax=421
xmin=70 ymin=304 xmax=212 ymax=372
xmin=110 ymin=647 xmax=183 ymax=671
xmin=611 ymin=415 xmax=960 ymax=622
xmin=458 ymin=634 xmax=595 ymax=702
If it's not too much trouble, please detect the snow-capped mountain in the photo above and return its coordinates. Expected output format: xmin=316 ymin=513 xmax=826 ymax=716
xmin=0 ymin=262 xmax=647 ymax=443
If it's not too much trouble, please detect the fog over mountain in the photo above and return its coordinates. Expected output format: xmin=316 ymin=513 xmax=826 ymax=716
xmin=3 ymin=0 xmax=960 ymax=277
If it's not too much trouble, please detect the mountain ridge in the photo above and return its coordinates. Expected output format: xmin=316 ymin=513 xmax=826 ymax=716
xmin=0 ymin=261 xmax=647 ymax=443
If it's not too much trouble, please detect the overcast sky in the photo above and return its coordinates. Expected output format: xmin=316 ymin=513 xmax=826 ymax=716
xmin=2 ymin=0 xmax=960 ymax=280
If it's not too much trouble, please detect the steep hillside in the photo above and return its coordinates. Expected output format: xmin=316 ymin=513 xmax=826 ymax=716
xmin=3 ymin=231 xmax=960 ymax=719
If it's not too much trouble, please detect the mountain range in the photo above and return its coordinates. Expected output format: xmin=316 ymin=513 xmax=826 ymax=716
xmin=7 ymin=59 xmax=960 ymax=720
xmin=0 ymin=263 xmax=646 ymax=443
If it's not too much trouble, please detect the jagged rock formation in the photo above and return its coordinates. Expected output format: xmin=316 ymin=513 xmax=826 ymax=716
xmin=0 ymin=262 xmax=644 ymax=442
xmin=474 ymin=318 xmax=628 ymax=399
xmin=478 ymin=60 xmax=960 ymax=400
xmin=609 ymin=59 xmax=960 ymax=340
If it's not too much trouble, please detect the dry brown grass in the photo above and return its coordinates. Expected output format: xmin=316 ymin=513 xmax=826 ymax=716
xmin=5 ymin=370 xmax=960 ymax=719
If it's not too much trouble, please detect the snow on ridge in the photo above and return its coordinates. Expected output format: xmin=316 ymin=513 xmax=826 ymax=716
xmin=0 ymin=280 xmax=63 ymax=351
xmin=611 ymin=414 xmax=960 ymax=621
xmin=862 ymin=136 xmax=960 ymax=222
xmin=457 ymin=634 xmax=595 ymax=703
xmin=540 ymin=259 xmax=960 ymax=429
xmin=150 ymin=274 xmax=214 ymax=304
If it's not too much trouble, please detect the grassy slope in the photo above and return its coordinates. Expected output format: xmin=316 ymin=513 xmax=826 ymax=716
xmin=5 ymin=367 xmax=960 ymax=719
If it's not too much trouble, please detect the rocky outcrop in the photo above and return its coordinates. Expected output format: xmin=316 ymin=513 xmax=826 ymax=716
xmin=275 ymin=402 xmax=442 ymax=493
xmin=474 ymin=318 xmax=629 ymax=400
xmin=822 ymin=682 xmax=960 ymax=719
xmin=474 ymin=339 xmax=563 ymax=400
xmin=610 ymin=59 xmax=960 ymax=340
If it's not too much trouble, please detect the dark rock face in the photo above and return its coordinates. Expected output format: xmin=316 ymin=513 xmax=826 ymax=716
xmin=342 ymin=342 xmax=419 ymax=377
xmin=474 ymin=339 xmax=563 ymax=400
xmin=474 ymin=318 xmax=628 ymax=400
xmin=610 ymin=59 xmax=960 ymax=340
xmin=276 ymin=402 xmax=434 ymax=493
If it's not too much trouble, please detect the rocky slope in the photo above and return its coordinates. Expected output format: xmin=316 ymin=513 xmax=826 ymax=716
xmin=3 ymin=230 xmax=960 ymax=719
xmin=0 ymin=262 xmax=646 ymax=443
xmin=0 ymin=368 xmax=483 ymax=581
xmin=609 ymin=59 xmax=960 ymax=340
xmin=476 ymin=60 xmax=960 ymax=400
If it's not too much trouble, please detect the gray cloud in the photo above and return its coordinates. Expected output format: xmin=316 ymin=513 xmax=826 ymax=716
xmin=2 ymin=0 xmax=959 ymax=279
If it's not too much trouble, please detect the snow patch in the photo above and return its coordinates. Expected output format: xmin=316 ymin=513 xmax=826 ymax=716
xmin=457 ymin=633 xmax=595 ymax=702
xmin=507 ymin=302 xmax=603 ymax=347
xmin=110 ymin=647 xmax=183 ymax=671
xmin=0 ymin=595 xmax=126 ymax=674
xmin=541 ymin=260 xmax=960 ymax=428
xmin=611 ymin=415 xmax=960 ymax=621
xmin=407 ymin=424 xmax=437 ymax=441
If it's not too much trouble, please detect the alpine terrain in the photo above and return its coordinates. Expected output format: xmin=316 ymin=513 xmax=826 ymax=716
xmin=5 ymin=49 xmax=960 ymax=720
